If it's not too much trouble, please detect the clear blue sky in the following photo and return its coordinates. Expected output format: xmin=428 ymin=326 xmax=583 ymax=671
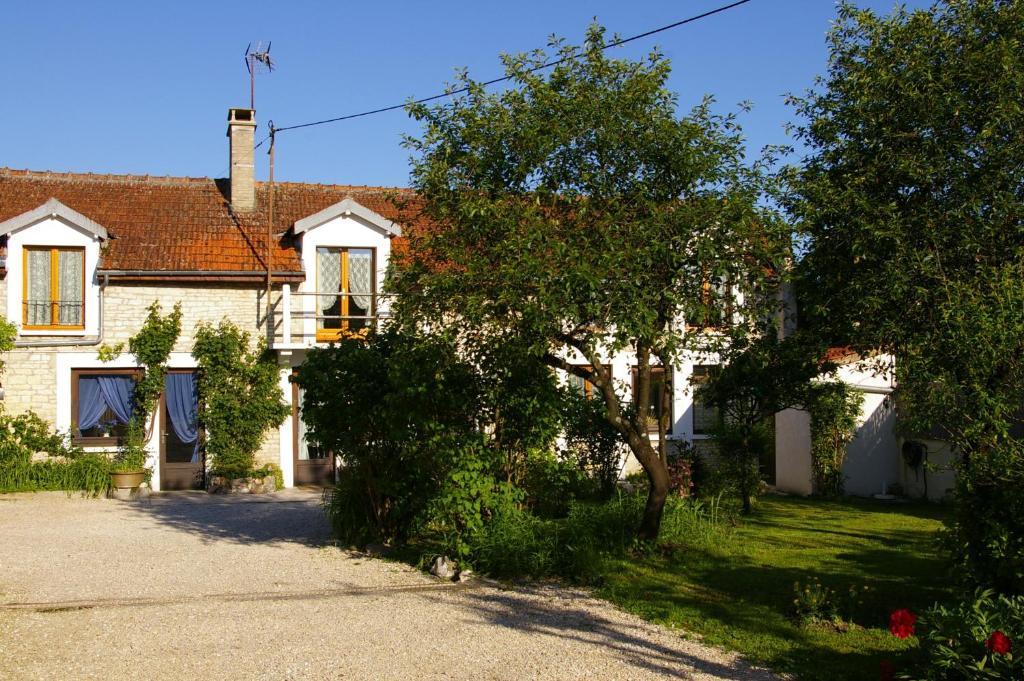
xmin=1 ymin=1 xmax=928 ymax=187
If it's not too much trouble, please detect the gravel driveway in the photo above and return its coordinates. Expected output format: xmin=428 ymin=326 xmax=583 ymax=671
xmin=0 ymin=491 xmax=778 ymax=680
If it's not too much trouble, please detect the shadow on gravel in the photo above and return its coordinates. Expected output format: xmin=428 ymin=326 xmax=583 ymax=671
xmin=438 ymin=587 xmax=778 ymax=680
xmin=127 ymin=490 xmax=333 ymax=546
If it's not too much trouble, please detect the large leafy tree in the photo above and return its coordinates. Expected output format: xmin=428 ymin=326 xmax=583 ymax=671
xmin=788 ymin=1 xmax=1024 ymax=593
xmin=393 ymin=26 xmax=789 ymax=539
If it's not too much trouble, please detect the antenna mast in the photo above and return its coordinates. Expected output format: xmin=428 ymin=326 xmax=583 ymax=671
xmin=244 ymin=41 xmax=274 ymax=110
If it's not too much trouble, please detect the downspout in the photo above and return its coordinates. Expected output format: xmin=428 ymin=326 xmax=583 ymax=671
xmin=13 ymin=273 xmax=108 ymax=348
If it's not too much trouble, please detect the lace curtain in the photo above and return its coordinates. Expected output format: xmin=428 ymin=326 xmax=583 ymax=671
xmin=26 ymin=250 xmax=51 ymax=325
xmin=58 ymin=250 xmax=84 ymax=326
xmin=317 ymin=248 xmax=341 ymax=317
xmin=348 ymin=250 xmax=373 ymax=312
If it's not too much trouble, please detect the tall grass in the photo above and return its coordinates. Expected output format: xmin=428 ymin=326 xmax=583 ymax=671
xmin=468 ymin=491 xmax=733 ymax=581
xmin=0 ymin=455 xmax=111 ymax=496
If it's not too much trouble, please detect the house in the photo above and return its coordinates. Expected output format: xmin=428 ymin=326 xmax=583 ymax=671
xmin=0 ymin=106 xmax=929 ymax=498
xmin=0 ymin=108 xmax=422 ymax=490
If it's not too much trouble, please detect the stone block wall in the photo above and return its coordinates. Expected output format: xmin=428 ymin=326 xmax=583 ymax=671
xmin=1 ymin=281 xmax=285 ymax=470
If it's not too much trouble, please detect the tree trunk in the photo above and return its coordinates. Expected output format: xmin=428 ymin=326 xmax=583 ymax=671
xmin=625 ymin=429 xmax=670 ymax=541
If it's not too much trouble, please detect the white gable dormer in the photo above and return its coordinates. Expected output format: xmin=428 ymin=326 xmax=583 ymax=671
xmin=292 ymin=198 xmax=399 ymax=345
xmin=0 ymin=198 xmax=106 ymax=336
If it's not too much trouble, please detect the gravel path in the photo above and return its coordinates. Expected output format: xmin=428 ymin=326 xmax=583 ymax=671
xmin=0 ymin=491 xmax=779 ymax=680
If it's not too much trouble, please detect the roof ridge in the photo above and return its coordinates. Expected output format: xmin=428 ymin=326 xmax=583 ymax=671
xmin=257 ymin=179 xmax=414 ymax=192
xmin=0 ymin=167 xmax=415 ymax=193
xmin=0 ymin=167 xmax=215 ymax=185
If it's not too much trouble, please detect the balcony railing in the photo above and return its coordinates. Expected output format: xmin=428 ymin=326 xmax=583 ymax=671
xmin=272 ymin=285 xmax=391 ymax=348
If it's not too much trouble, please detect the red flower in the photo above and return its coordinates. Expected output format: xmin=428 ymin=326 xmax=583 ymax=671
xmin=986 ymin=630 xmax=1012 ymax=655
xmin=889 ymin=609 xmax=917 ymax=639
xmin=879 ymin=659 xmax=895 ymax=681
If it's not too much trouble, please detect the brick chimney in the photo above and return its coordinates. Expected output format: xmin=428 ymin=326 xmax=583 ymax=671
xmin=227 ymin=108 xmax=257 ymax=211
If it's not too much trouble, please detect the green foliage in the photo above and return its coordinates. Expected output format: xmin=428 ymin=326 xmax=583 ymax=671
xmin=520 ymin=447 xmax=595 ymax=518
xmin=192 ymin=319 xmax=288 ymax=477
xmin=0 ymin=454 xmax=111 ymax=496
xmin=128 ymin=301 xmax=182 ymax=419
xmin=111 ymin=417 xmax=148 ymax=473
xmin=910 ymin=590 xmax=1023 ymax=680
xmin=788 ymin=0 xmax=1024 ymax=595
xmin=706 ymin=419 xmax=774 ymax=514
xmin=792 ymin=578 xmax=872 ymax=628
xmin=302 ymin=329 xmax=486 ymax=546
xmin=395 ymin=23 xmax=790 ymax=539
xmin=559 ymin=389 xmax=625 ymax=499
xmin=696 ymin=329 xmax=825 ymax=512
xmin=467 ymin=492 xmax=731 ymax=581
xmin=944 ymin=442 xmax=1024 ymax=596
xmin=0 ymin=318 xmax=16 ymax=375
xmin=103 ymin=301 xmax=182 ymax=473
xmin=806 ymin=381 xmax=863 ymax=497
xmin=0 ymin=407 xmax=109 ymax=495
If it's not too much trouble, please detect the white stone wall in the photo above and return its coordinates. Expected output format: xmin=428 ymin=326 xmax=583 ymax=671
xmin=0 ymin=282 xmax=286 ymax=480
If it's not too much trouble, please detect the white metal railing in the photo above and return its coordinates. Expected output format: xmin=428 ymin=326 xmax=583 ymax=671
xmin=274 ymin=284 xmax=391 ymax=347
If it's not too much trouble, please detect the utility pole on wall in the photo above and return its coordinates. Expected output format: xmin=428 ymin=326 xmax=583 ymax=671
xmin=244 ymin=41 xmax=276 ymax=339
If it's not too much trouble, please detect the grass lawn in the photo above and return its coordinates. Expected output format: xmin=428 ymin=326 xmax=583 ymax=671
xmin=596 ymin=495 xmax=951 ymax=681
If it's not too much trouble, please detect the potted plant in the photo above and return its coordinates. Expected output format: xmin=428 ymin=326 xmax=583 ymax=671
xmin=109 ymin=418 xmax=148 ymax=499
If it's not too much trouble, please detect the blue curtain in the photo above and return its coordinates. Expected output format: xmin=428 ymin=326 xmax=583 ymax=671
xmin=97 ymin=375 xmax=136 ymax=425
xmin=165 ymin=372 xmax=200 ymax=463
xmin=76 ymin=376 xmax=108 ymax=431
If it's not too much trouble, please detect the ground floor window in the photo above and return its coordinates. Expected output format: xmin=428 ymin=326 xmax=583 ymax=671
xmin=71 ymin=369 xmax=139 ymax=445
xmin=632 ymin=366 xmax=672 ymax=433
xmin=690 ymin=365 xmax=720 ymax=435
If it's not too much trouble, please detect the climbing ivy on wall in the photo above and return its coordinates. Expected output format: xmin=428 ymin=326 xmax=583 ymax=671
xmin=191 ymin=319 xmax=288 ymax=477
xmin=100 ymin=301 xmax=182 ymax=472
xmin=806 ymin=382 xmax=863 ymax=497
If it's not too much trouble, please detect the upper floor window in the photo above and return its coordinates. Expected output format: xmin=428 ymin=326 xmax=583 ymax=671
xmin=567 ymin=365 xmax=595 ymax=399
xmin=316 ymin=247 xmax=375 ymax=341
xmin=23 ymin=246 xmax=85 ymax=330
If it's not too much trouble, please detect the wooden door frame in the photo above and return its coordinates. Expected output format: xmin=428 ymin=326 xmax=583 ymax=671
xmin=291 ymin=376 xmax=335 ymax=486
xmin=159 ymin=368 xmax=204 ymax=490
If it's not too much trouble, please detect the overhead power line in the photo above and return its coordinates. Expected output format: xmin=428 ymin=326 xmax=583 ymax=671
xmin=270 ymin=0 xmax=754 ymax=135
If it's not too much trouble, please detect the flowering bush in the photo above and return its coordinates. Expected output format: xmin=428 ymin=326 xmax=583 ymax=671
xmin=890 ymin=609 xmax=917 ymax=639
xmin=895 ymin=590 xmax=1022 ymax=680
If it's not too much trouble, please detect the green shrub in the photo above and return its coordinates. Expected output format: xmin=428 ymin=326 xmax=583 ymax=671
xmin=944 ymin=442 xmax=1024 ymax=597
xmin=521 ymin=448 xmax=597 ymax=518
xmin=192 ymin=320 xmax=289 ymax=477
xmin=807 ymin=382 xmax=863 ymax=497
xmin=908 ymin=590 xmax=1023 ymax=680
xmin=0 ymin=454 xmax=110 ymax=496
xmin=300 ymin=329 xmax=485 ymax=546
xmin=467 ymin=491 xmax=733 ymax=582
xmin=559 ymin=389 xmax=625 ymax=499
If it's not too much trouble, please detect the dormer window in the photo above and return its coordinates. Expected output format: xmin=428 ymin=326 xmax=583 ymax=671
xmin=316 ymin=246 xmax=375 ymax=341
xmin=23 ymin=246 xmax=85 ymax=330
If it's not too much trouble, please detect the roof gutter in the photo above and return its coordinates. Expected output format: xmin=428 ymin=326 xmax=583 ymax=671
xmin=99 ymin=269 xmax=305 ymax=283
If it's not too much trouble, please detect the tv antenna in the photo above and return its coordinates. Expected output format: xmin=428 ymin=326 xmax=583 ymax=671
xmin=244 ymin=41 xmax=274 ymax=110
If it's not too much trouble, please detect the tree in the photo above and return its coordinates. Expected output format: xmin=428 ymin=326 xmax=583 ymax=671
xmin=787 ymin=0 xmax=1024 ymax=594
xmin=696 ymin=327 xmax=826 ymax=513
xmin=394 ymin=25 xmax=789 ymax=539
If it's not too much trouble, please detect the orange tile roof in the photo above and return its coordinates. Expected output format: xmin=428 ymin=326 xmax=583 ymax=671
xmin=0 ymin=168 xmax=424 ymax=280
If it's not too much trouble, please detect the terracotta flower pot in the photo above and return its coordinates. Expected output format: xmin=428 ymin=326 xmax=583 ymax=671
xmin=110 ymin=471 xmax=145 ymax=500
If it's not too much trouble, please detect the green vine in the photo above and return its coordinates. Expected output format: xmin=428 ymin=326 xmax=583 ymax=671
xmin=191 ymin=319 xmax=288 ymax=478
xmin=103 ymin=301 xmax=182 ymax=472
xmin=806 ymin=382 xmax=863 ymax=497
